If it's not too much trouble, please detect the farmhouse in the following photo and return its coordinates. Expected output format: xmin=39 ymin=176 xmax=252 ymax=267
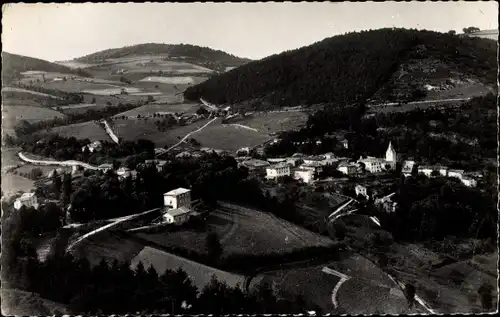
xmin=337 ymin=162 xmax=357 ymax=176
xmin=144 ymin=159 xmax=168 ymax=172
xmin=163 ymin=206 xmax=192 ymax=224
xmin=240 ymin=159 xmax=270 ymax=179
xmin=14 ymin=192 xmax=39 ymax=210
xmin=117 ymin=167 xmax=137 ymax=180
xmin=293 ymin=168 xmax=315 ymax=184
xmin=164 ymin=188 xmax=191 ymax=209
xmin=448 ymin=169 xmax=465 ymax=179
xmin=266 ymin=163 xmax=291 ymax=180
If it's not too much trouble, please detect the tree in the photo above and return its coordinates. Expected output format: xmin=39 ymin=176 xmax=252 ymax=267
xmin=478 ymin=283 xmax=493 ymax=311
xmin=447 ymin=30 xmax=456 ymax=35
xmin=52 ymin=170 xmax=62 ymax=198
xmin=206 ymin=231 xmax=223 ymax=263
xmin=404 ymin=283 xmax=416 ymax=308
xmin=463 ymin=26 xmax=480 ymax=34
xmin=30 ymin=168 xmax=43 ymax=180
xmin=62 ymin=173 xmax=73 ymax=206
xmin=91 ymin=97 xmax=96 ymax=104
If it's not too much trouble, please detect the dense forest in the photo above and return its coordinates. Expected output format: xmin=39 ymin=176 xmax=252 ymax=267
xmin=2 ymin=52 xmax=91 ymax=85
xmin=184 ymin=28 xmax=496 ymax=108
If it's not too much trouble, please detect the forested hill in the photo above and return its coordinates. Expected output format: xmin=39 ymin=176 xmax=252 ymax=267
xmin=74 ymin=43 xmax=252 ymax=68
xmin=2 ymin=52 xmax=90 ymax=85
xmin=184 ymin=28 xmax=497 ymax=108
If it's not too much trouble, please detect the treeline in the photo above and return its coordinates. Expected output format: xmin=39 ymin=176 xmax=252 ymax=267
xmin=76 ymin=43 xmax=251 ymax=66
xmin=184 ymin=28 xmax=496 ymax=107
xmin=361 ymin=174 xmax=497 ymax=243
xmin=21 ymin=134 xmax=155 ymax=164
xmin=10 ymin=102 xmax=142 ymax=139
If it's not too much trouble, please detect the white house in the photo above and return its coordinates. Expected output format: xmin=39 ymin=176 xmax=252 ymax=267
xmin=340 ymin=139 xmax=349 ymax=149
xmin=299 ymin=162 xmax=323 ymax=176
xmin=164 ymin=188 xmax=192 ymax=209
xmin=401 ymin=160 xmax=416 ymax=177
xmin=241 ymin=159 xmax=270 ymax=178
xmin=448 ymin=169 xmax=465 ymax=179
xmin=461 ymin=176 xmax=477 ymax=187
xmin=163 ymin=206 xmax=192 ymax=224
xmin=337 ymin=162 xmax=357 ymax=176
xmin=294 ymin=168 xmax=315 ymax=184
xmin=418 ymin=165 xmax=435 ymax=177
xmin=355 ymin=185 xmax=370 ymax=199
xmin=418 ymin=165 xmax=449 ymax=177
xmin=14 ymin=192 xmax=39 ymax=210
xmin=117 ymin=167 xmax=133 ymax=179
xmin=266 ymin=163 xmax=291 ymax=180
xmin=358 ymin=156 xmax=384 ymax=173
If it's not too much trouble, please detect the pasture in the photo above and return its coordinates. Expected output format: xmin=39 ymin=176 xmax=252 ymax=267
xmin=48 ymin=121 xmax=110 ymax=142
xmin=1 ymin=148 xmax=23 ymax=167
xmin=2 ymin=105 xmax=66 ymax=135
xmin=1 ymin=173 xmax=35 ymax=197
xmin=112 ymin=118 xmax=213 ymax=147
xmin=192 ymin=124 xmax=272 ymax=152
xmin=234 ymin=111 xmax=309 ymax=134
xmin=114 ymin=103 xmax=199 ymax=118
xmin=136 ymin=202 xmax=335 ymax=257
xmin=2 ymin=87 xmax=62 ymax=99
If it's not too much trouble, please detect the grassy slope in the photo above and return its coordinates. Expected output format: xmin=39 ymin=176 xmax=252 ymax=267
xmin=2 ymin=52 xmax=88 ymax=85
xmin=184 ymin=28 xmax=496 ymax=108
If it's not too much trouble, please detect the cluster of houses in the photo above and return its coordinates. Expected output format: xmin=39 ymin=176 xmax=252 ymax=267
xmin=238 ymin=152 xmax=345 ymax=184
xmin=14 ymin=192 xmax=39 ymax=210
xmin=81 ymin=141 xmax=103 ymax=153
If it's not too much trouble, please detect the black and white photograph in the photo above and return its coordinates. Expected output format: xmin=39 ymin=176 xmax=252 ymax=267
xmin=1 ymin=2 xmax=498 ymax=315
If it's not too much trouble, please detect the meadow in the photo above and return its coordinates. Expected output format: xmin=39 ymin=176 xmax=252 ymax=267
xmin=136 ymin=202 xmax=335 ymax=257
xmin=192 ymin=124 xmax=272 ymax=152
xmin=114 ymin=103 xmax=199 ymax=118
xmin=234 ymin=111 xmax=309 ymax=134
xmin=49 ymin=121 xmax=110 ymax=142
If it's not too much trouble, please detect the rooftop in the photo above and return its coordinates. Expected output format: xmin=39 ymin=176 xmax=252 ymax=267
xmin=164 ymin=188 xmax=191 ymax=196
xmin=165 ymin=206 xmax=191 ymax=217
xmin=242 ymin=159 xmax=270 ymax=168
xmin=268 ymin=162 xmax=290 ymax=169
xmin=19 ymin=192 xmax=35 ymax=199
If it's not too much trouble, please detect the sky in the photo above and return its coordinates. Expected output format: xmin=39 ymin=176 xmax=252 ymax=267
xmin=2 ymin=2 xmax=498 ymax=62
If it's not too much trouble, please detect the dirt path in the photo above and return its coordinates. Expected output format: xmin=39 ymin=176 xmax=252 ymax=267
xmin=102 ymin=120 xmax=120 ymax=144
xmin=164 ymin=117 xmax=219 ymax=152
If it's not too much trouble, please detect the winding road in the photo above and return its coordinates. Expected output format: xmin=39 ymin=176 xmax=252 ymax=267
xmin=18 ymin=152 xmax=99 ymax=170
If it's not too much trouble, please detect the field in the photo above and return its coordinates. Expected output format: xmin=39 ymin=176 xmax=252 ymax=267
xmin=2 ymin=87 xmax=62 ymax=99
xmin=111 ymin=118 xmax=213 ymax=147
xmin=13 ymin=163 xmax=72 ymax=178
xmin=71 ymin=230 xmax=146 ymax=266
xmin=1 ymin=147 xmax=23 ymax=167
xmin=2 ymin=105 xmax=66 ymax=136
xmin=48 ymin=121 xmax=109 ymax=142
xmin=136 ymin=202 xmax=335 ymax=257
xmin=234 ymin=111 xmax=309 ymax=134
xmin=130 ymin=246 xmax=246 ymax=291
xmin=1 ymin=173 xmax=35 ymax=197
xmin=249 ymin=251 xmax=421 ymax=315
xmin=114 ymin=103 xmax=199 ymax=118
xmin=192 ymin=124 xmax=272 ymax=152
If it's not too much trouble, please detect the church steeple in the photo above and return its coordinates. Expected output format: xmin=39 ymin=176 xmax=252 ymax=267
xmin=385 ymin=141 xmax=397 ymax=166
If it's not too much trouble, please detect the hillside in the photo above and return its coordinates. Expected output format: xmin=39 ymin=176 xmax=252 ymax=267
xmin=1 ymin=52 xmax=90 ymax=86
xmin=461 ymin=29 xmax=498 ymax=41
xmin=73 ymin=43 xmax=252 ymax=72
xmin=183 ymin=28 xmax=497 ymax=108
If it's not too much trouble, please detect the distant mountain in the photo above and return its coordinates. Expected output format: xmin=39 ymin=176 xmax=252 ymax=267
xmin=184 ymin=28 xmax=497 ymax=109
xmin=73 ymin=43 xmax=252 ymax=72
xmin=1 ymin=52 xmax=90 ymax=85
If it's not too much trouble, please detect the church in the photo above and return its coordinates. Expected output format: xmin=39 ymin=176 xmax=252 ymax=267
xmin=357 ymin=141 xmax=397 ymax=173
